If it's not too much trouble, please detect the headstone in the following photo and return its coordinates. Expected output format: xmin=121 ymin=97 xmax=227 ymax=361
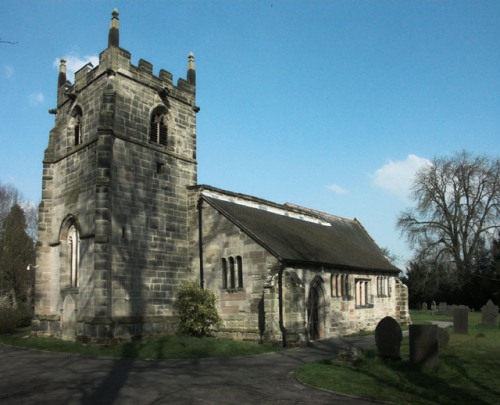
xmin=431 ymin=301 xmax=437 ymax=312
xmin=481 ymin=300 xmax=498 ymax=326
xmin=437 ymin=327 xmax=450 ymax=349
xmin=375 ymin=316 xmax=402 ymax=361
xmin=409 ymin=324 xmax=439 ymax=368
xmin=422 ymin=302 xmax=428 ymax=311
xmin=453 ymin=307 xmax=469 ymax=334
xmin=447 ymin=304 xmax=455 ymax=317
xmin=439 ymin=302 xmax=447 ymax=314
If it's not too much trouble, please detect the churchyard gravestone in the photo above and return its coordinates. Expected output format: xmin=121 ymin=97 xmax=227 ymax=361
xmin=375 ymin=316 xmax=402 ymax=361
xmin=422 ymin=302 xmax=428 ymax=311
xmin=453 ymin=307 xmax=469 ymax=334
xmin=438 ymin=302 xmax=447 ymax=314
xmin=481 ymin=300 xmax=498 ymax=326
xmin=409 ymin=324 xmax=439 ymax=368
xmin=431 ymin=301 xmax=437 ymax=313
xmin=437 ymin=327 xmax=450 ymax=349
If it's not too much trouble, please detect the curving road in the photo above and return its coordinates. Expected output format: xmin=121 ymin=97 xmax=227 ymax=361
xmin=0 ymin=336 xmax=377 ymax=404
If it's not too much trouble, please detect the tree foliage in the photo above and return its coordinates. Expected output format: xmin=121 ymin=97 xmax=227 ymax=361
xmin=0 ymin=204 xmax=35 ymax=308
xmin=398 ymin=151 xmax=500 ymax=284
xmin=174 ymin=281 xmax=221 ymax=337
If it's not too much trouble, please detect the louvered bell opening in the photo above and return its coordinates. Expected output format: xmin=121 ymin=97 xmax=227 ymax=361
xmin=159 ymin=122 xmax=167 ymax=145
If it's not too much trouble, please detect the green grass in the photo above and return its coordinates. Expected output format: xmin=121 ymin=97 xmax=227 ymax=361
xmin=0 ymin=328 xmax=278 ymax=359
xmin=297 ymin=311 xmax=500 ymax=404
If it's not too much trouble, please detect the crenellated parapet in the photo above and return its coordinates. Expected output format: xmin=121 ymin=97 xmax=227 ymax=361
xmin=56 ymin=9 xmax=196 ymax=111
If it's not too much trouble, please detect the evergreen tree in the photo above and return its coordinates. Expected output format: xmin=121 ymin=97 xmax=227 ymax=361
xmin=0 ymin=204 xmax=35 ymax=308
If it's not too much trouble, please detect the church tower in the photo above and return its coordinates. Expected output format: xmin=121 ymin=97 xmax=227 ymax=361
xmin=33 ymin=10 xmax=199 ymax=340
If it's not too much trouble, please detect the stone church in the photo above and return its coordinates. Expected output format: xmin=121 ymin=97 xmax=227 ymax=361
xmin=33 ymin=10 xmax=410 ymax=345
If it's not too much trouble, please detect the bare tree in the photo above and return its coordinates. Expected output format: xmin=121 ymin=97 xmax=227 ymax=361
xmin=397 ymin=151 xmax=500 ymax=284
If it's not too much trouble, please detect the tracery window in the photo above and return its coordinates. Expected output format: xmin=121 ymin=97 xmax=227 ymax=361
xmin=150 ymin=108 xmax=168 ymax=145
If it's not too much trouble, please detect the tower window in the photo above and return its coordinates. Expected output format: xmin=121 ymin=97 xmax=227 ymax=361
xmin=150 ymin=110 xmax=168 ymax=145
xmin=74 ymin=115 xmax=82 ymax=145
xmin=71 ymin=106 xmax=83 ymax=146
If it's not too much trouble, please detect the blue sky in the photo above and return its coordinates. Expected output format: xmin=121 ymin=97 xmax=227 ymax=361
xmin=1 ymin=1 xmax=499 ymax=267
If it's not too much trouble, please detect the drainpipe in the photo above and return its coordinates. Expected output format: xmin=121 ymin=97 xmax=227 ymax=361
xmin=278 ymin=261 xmax=287 ymax=347
xmin=197 ymin=198 xmax=204 ymax=290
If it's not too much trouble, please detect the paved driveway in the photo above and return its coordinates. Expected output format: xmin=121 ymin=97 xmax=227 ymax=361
xmin=0 ymin=336 xmax=377 ymax=404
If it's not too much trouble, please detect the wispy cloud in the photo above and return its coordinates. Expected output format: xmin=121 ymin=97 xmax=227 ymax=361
xmin=326 ymin=183 xmax=349 ymax=195
xmin=3 ymin=65 xmax=14 ymax=79
xmin=28 ymin=92 xmax=44 ymax=105
xmin=53 ymin=54 xmax=99 ymax=81
xmin=371 ymin=154 xmax=431 ymax=200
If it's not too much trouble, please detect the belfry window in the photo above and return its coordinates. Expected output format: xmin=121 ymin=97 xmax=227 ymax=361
xmin=68 ymin=225 xmax=80 ymax=287
xmin=150 ymin=109 xmax=168 ymax=145
xmin=71 ymin=106 xmax=83 ymax=146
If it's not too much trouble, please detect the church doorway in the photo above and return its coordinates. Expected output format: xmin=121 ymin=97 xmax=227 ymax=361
xmin=307 ymin=277 xmax=324 ymax=340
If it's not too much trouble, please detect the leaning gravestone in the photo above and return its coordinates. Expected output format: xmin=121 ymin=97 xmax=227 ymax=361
xmin=375 ymin=316 xmax=402 ymax=361
xmin=481 ymin=300 xmax=498 ymax=326
xmin=437 ymin=327 xmax=450 ymax=349
xmin=453 ymin=307 xmax=469 ymax=334
xmin=422 ymin=302 xmax=428 ymax=311
xmin=410 ymin=324 xmax=439 ymax=368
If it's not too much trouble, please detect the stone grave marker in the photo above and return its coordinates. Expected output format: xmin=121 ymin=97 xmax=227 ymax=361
xmin=437 ymin=327 xmax=450 ymax=349
xmin=453 ymin=307 xmax=469 ymax=334
xmin=431 ymin=301 xmax=437 ymax=313
xmin=439 ymin=302 xmax=447 ymax=314
xmin=422 ymin=302 xmax=428 ymax=311
xmin=375 ymin=316 xmax=402 ymax=361
xmin=481 ymin=300 xmax=498 ymax=326
xmin=409 ymin=324 xmax=439 ymax=368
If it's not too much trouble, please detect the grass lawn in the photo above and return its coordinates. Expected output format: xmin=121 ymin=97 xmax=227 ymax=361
xmin=0 ymin=328 xmax=278 ymax=359
xmin=297 ymin=311 xmax=500 ymax=404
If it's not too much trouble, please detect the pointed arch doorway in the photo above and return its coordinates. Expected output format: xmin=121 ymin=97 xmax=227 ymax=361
xmin=307 ymin=277 xmax=324 ymax=340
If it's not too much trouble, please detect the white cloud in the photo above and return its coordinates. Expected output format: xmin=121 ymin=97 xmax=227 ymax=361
xmin=3 ymin=65 xmax=14 ymax=79
xmin=53 ymin=54 xmax=99 ymax=81
xmin=371 ymin=154 xmax=432 ymax=200
xmin=326 ymin=183 xmax=349 ymax=195
xmin=28 ymin=92 xmax=44 ymax=105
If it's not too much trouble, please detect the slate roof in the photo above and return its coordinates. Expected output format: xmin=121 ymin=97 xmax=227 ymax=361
xmin=202 ymin=193 xmax=400 ymax=273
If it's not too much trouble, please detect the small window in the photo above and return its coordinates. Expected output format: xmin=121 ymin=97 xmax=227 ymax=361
xmin=236 ymin=256 xmax=243 ymax=289
xmin=229 ymin=257 xmax=235 ymax=289
xmin=221 ymin=258 xmax=228 ymax=289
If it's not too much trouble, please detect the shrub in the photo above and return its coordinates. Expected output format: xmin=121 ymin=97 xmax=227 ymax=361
xmin=174 ymin=281 xmax=222 ymax=337
xmin=0 ymin=307 xmax=18 ymax=334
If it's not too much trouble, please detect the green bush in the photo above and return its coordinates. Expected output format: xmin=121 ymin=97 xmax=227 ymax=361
xmin=174 ymin=281 xmax=222 ymax=337
xmin=0 ymin=307 xmax=19 ymax=334
xmin=0 ymin=306 xmax=33 ymax=333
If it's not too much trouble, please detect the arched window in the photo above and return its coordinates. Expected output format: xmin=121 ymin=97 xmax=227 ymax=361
xmin=150 ymin=107 xmax=168 ymax=145
xmin=68 ymin=225 xmax=80 ymax=287
xmin=71 ymin=106 xmax=83 ymax=146
xmin=236 ymin=256 xmax=243 ymax=289
xmin=229 ymin=257 xmax=235 ymax=289
xmin=221 ymin=258 xmax=228 ymax=289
